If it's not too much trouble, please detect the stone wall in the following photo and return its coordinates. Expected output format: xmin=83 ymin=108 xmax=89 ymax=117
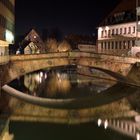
xmin=2 ymin=52 xmax=140 ymax=86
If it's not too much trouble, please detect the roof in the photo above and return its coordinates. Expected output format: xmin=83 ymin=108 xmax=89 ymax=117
xmin=22 ymin=29 xmax=46 ymax=53
xmin=100 ymin=0 xmax=137 ymax=26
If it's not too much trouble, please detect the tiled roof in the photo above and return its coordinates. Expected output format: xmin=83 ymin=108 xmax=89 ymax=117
xmin=109 ymin=0 xmax=136 ymax=16
xmin=100 ymin=0 xmax=138 ymax=26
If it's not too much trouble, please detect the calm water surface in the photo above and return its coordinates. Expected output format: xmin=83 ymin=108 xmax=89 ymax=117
xmin=6 ymin=66 xmax=140 ymax=140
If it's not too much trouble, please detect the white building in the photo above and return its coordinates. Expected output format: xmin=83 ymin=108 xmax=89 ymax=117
xmin=97 ymin=0 xmax=138 ymax=56
xmin=98 ymin=22 xmax=136 ymax=55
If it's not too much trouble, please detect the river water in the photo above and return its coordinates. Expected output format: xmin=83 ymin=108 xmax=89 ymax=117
xmin=3 ymin=66 xmax=140 ymax=140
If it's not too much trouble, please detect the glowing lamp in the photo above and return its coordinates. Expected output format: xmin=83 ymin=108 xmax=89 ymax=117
xmin=5 ymin=30 xmax=14 ymax=43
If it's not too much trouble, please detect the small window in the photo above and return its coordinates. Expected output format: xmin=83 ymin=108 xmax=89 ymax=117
xmin=124 ymin=28 xmax=127 ymax=34
xmin=104 ymin=42 xmax=106 ymax=49
xmin=108 ymin=30 xmax=111 ymax=37
xmin=132 ymin=40 xmax=135 ymax=46
xmin=116 ymin=29 xmax=118 ymax=35
xmin=112 ymin=42 xmax=114 ymax=49
xmin=120 ymin=28 xmax=122 ymax=34
xmin=115 ymin=41 xmax=118 ymax=49
xmin=128 ymin=41 xmax=130 ymax=48
xmin=123 ymin=41 xmax=126 ymax=49
xmin=101 ymin=31 xmax=104 ymax=38
xmin=119 ymin=41 xmax=122 ymax=49
xmin=128 ymin=27 xmax=131 ymax=34
xmin=101 ymin=42 xmax=103 ymax=49
xmin=133 ymin=26 xmax=135 ymax=33
xmin=112 ymin=29 xmax=114 ymax=35
xmin=108 ymin=42 xmax=110 ymax=49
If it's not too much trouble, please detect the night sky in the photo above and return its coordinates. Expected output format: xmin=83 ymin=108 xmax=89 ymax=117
xmin=15 ymin=0 xmax=120 ymax=36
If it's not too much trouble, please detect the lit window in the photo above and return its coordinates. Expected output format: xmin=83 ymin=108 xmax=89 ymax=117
xmin=128 ymin=41 xmax=130 ymax=48
xmin=123 ymin=41 xmax=126 ymax=49
xmin=5 ymin=30 xmax=14 ymax=43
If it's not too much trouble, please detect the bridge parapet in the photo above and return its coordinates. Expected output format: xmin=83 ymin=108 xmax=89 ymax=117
xmin=1 ymin=51 xmax=140 ymax=86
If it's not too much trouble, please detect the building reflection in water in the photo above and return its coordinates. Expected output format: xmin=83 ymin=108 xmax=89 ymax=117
xmin=97 ymin=118 xmax=140 ymax=140
xmin=6 ymin=66 xmax=140 ymax=140
xmin=22 ymin=67 xmax=116 ymax=99
xmin=24 ymin=71 xmax=71 ymax=98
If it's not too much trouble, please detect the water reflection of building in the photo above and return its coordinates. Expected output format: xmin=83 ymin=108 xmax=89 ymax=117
xmin=17 ymin=29 xmax=46 ymax=54
xmin=0 ymin=0 xmax=15 ymax=64
xmin=97 ymin=0 xmax=137 ymax=56
xmin=24 ymin=71 xmax=71 ymax=98
xmin=97 ymin=118 xmax=140 ymax=140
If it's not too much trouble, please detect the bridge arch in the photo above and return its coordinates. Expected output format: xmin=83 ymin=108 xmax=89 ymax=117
xmin=1 ymin=51 xmax=140 ymax=85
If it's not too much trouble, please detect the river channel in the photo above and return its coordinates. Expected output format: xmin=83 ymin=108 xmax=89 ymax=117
xmin=1 ymin=65 xmax=140 ymax=140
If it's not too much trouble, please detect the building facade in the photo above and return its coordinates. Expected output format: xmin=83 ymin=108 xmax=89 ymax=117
xmin=97 ymin=0 xmax=138 ymax=56
xmin=0 ymin=0 xmax=15 ymax=63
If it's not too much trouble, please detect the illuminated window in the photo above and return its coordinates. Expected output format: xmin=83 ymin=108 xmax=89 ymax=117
xmin=123 ymin=41 xmax=126 ymax=49
xmin=5 ymin=29 xmax=14 ymax=43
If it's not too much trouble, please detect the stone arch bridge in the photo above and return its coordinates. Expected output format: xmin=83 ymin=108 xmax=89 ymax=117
xmin=1 ymin=51 xmax=140 ymax=86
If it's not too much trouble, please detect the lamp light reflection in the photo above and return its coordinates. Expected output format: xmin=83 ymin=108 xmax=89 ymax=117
xmin=104 ymin=120 xmax=108 ymax=129
xmin=97 ymin=119 xmax=102 ymax=127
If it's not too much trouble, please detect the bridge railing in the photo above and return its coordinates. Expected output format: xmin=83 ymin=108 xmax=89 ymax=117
xmin=9 ymin=51 xmax=140 ymax=64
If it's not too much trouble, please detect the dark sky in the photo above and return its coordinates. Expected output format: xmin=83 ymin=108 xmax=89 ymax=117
xmin=15 ymin=0 xmax=120 ymax=36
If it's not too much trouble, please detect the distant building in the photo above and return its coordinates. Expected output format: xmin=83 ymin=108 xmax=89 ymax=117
xmin=0 ymin=0 xmax=15 ymax=63
xmin=97 ymin=0 xmax=138 ymax=56
xmin=65 ymin=34 xmax=96 ymax=50
xmin=24 ymin=42 xmax=40 ymax=54
xmin=17 ymin=29 xmax=46 ymax=54
xmin=78 ymin=44 xmax=97 ymax=52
